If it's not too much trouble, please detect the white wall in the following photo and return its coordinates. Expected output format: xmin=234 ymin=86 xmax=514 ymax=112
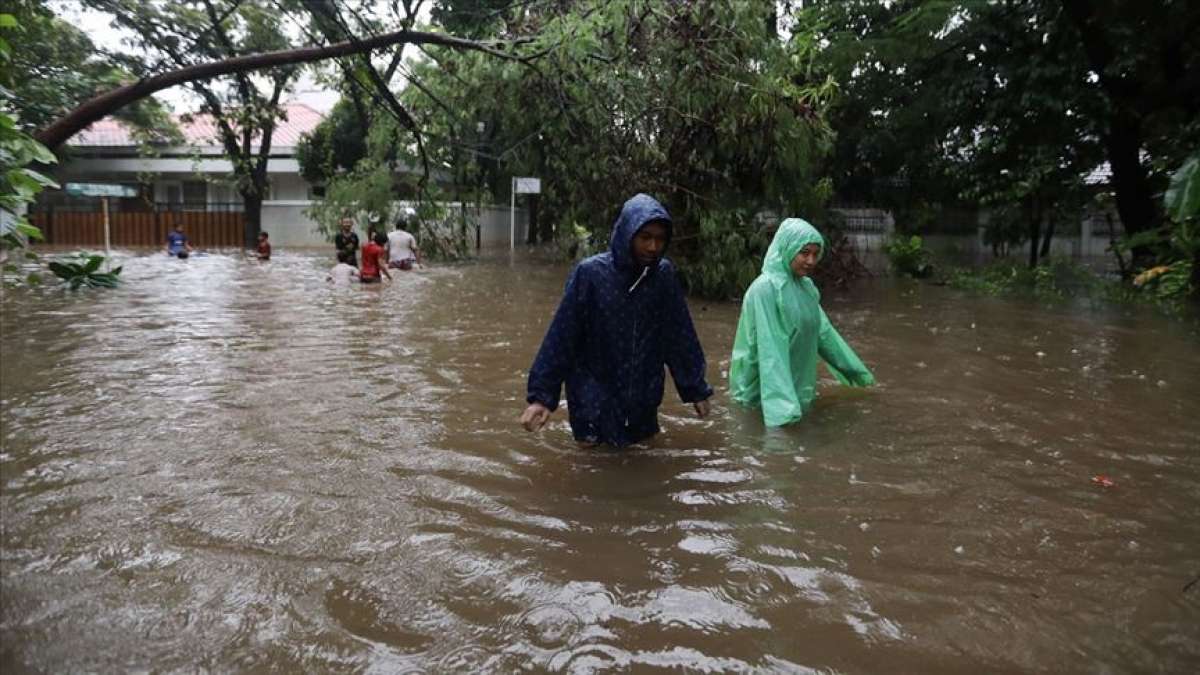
xmin=270 ymin=174 xmax=311 ymax=201
xmin=261 ymin=201 xmax=325 ymax=247
xmin=473 ymin=204 xmax=530 ymax=247
xmin=63 ymin=157 xmax=303 ymax=175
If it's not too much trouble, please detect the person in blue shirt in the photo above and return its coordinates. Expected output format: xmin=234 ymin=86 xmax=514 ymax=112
xmin=521 ymin=193 xmax=713 ymax=447
xmin=165 ymin=225 xmax=193 ymax=258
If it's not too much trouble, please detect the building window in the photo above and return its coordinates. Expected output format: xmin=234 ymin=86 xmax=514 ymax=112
xmin=182 ymin=180 xmax=207 ymax=210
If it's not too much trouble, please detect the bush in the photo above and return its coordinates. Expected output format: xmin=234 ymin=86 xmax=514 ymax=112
xmin=677 ymin=211 xmax=769 ymax=299
xmin=882 ymin=235 xmax=933 ymax=278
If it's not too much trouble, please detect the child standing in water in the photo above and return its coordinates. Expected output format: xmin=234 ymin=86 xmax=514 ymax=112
xmin=360 ymin=233 xmax=392 ymax=284
xmin=729 ymin=218 xmax=874 ymax=426
xmin=256 ymin=231 xmax=271 ymax=260
xmin=327 ymin=250 xmax=360 ymax=285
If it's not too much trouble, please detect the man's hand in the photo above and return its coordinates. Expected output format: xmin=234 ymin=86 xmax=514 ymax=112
xmin=521 ymin=402 xmax=552 ymax=431
xmin=693 ymin=399 xmax=711 ymax=419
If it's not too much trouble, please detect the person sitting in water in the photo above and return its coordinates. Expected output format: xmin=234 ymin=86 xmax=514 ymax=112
xmin=387 ymin=213 xmax=422 ymax=271
xmin=360 ymin=232 xmax=392 ymax=284
xmin=728 ymin=218 xmax=875 ymax=426
xmin=165 ymin=224 xmax=193 ymax=259
xmin=327 ymin=250 xmax=360 ymax=285
xmin=256 ymin=231 xmax=271 ymax=260
xmin=521 ymin=193 xmax=713 ymax=448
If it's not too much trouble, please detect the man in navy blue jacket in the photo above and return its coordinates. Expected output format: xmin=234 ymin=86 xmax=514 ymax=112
xmin=521 ymin=193 xmax=713 ymax=447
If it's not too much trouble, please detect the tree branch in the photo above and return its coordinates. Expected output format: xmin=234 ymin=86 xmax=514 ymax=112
xmin=36 ymin=28 xmax=527 ymax=149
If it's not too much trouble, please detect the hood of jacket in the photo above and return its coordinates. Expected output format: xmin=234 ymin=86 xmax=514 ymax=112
xmin=609 ymin=193 xmax=672 ymax=272
xmin=762 ymin=218 xmax=824 ymax=288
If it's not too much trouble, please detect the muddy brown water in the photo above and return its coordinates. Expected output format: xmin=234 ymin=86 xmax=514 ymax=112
xmin=2 ymin=250 xmax=1198 ymax=673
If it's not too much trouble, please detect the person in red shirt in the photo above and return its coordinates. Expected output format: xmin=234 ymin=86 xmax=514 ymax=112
xmin=256 ymin=231 xmax=271 ymax=260
xmin=360 ymin=233 xmax=392 ymax=284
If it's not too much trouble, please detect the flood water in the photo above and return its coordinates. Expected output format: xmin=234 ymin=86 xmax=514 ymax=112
xmin=2 ymin=250 xmax=1199 ymax=673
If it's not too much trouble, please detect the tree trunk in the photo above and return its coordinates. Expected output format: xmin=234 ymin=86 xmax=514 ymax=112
xmin=1105 ymin=212 xmax=1129 ymax=279
xmin=525 ymin=195 xmax=538 ymax=245
xmin=242 ymin=190 xmax=263 ymax=249
xmin=1192 ymin=251 xmax=1200 ymax=301
xmin=1039 ymin=212 xmax=1057 ymax=259
xmin=1105 ymin=111 xmax=1159 ymax=267
xmin=1028 ymin=196 xmax=1041 ymax=268
xmin=539 ymin=196 xmax=554 ymax=243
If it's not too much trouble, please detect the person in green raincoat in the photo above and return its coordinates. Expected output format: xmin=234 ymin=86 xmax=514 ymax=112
xmin=729 ymin=218 xmax=875 ymax=426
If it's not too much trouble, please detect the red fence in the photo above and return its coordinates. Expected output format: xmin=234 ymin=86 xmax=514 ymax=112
xmin=29 ymin=208 xmax=246 ymax=248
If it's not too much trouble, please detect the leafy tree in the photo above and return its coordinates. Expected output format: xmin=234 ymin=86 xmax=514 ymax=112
xmin=804 ymin=0 xmax=1200 ymax=269
xmin=2 ymin=11 xmax=55 ymax=285
xmin=431 ymin=0 xmax=513 ymax=39
xmin=398 ymin=0 xmax=837 ymax=296
xmin=0 ymin=107 xmax=55 ymax=284
xmin=295 ymin=98 xmax=370 ymax=185
xmin=2 ymin=10 xmax=118 ymax=290
xmin=4 ymin=0 xmax=176 ymax=139
xmin=1060 ymin=0 xmax=1200 ymax=247
xmin=87 ymin=0 xmax=304 ymax=247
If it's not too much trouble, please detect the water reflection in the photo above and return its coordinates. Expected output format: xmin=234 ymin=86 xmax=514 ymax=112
xmin=2 ymin=250 xmax=1199 ymax=672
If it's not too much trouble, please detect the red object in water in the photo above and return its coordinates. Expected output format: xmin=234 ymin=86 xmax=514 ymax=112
xmin=1091 ymin=475 xmax=1116 ymax=488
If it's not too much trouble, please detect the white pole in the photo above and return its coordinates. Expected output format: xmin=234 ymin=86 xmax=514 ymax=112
xmin=102 ymin=197 xmax=112 ymax=266
xmin=510 ymin=177 xmax=516 ymax=252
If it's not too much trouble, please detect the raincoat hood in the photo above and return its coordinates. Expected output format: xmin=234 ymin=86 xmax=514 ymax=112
xmin=762 ymin=218 xmax=824 ymax=287
xmin=610 ymin=193 xmax=672 ymax=271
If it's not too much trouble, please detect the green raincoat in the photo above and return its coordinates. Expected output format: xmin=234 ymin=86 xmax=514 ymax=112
xmin=729 ymin=218 xmax=875 ymax=426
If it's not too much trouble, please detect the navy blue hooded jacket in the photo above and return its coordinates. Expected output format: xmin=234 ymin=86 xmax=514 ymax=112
xmin=526 ymin=193 xmax=713 ymax=447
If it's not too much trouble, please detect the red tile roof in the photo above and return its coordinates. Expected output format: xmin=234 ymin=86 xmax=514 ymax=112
xmin=70 ymin=102 xmax=324 ymax=148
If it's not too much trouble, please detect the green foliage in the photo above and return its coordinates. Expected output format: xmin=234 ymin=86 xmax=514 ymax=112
xmin=412 ymin=199 xmax=472 ymax=261
xmin=1132 ymin=262 xmax=1192 ymax=305
xmin=946 ymin=258 xmax=1095 ymax=299
xmin=981 ymin=206 xmax=1027 ymax=258
xmin=0 ymin=114 xmax=58 ymax=240
xmin=47 ymin=252 xmax=122 ymax=289
xmin=3 ymin=0 xmax=177 ymax=139
xmin=882 ymin=235 xmax=933 ymax=278
xmin=305 ymin=159 xmax=399 ymax=238
xmin=1106 ymin=152 xmax=1200 ymax=301
xmin=431 ymin=0 xmax=511 ymax=39
xmin=1165 ymin=155 xmax=1200 ymax=224
xmin=680 ymin=212 xmax=772 ymax=299
xmin=945 ymin=257 xmax=1191 ymax=312
xmin=302 ymin=112 xmax=473 ymax=260
xmin=1 ymin=13 xmax=53 ymax=285
xmin=805 ymin=0 xmax=1199 ymax=255
xmin=1161 ymin=153 xmax=1200 ymax=270
xmin=295 ymin=100 xmax=370 ymax=186
xmin=2 ymin=10 xmax=121 ymax=288
xmin=399 ymin=0 xmax=838 ymax=294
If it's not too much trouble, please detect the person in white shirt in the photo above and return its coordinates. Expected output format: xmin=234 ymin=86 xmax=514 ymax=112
xmin=387 ymin=213 xmax=422 ymax=271
xmin=327 ymin=250 xmax=360 ymax=285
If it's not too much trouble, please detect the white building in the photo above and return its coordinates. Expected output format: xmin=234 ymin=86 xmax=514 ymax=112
xmin=37 ymin=102 xmax=527 ymax=249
